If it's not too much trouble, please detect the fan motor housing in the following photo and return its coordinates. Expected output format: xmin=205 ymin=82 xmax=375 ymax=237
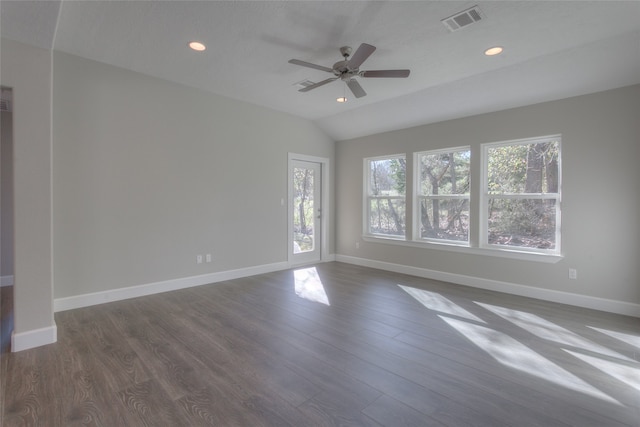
xmin=333 ymin=46 xmax=358 ymax=76
xmin=332 ymin=60 xmax=355 ymax=75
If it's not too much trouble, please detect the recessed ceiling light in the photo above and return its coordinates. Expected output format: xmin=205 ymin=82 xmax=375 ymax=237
xmin=336 ymin=97 xmax=348 ymax=103
xmin=484 ymin=46 xmax=503 ymax=56
xmin=188 ymin=41 xmax=206 ymax=52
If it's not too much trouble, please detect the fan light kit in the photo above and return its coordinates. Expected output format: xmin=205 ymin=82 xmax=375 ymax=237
xmin=188 ymin=41 xmax=206 ymax=52
xmin=337 ymin=82 xmax=348 ymax=103
xmin=288 ymin=43 xmax=410 ymax=99
xmin=484 ymin=46 xmax=503 ymax=56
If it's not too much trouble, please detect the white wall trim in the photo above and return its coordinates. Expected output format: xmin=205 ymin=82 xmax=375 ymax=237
xmin=0 ymin=275 xmax=14 ymax=287
xmin=54 ymin=261 xmax=289 ymax=312
xmin=336 ymin=255 xmax=640 ymax=318
xmin=12 ymin=324 xmax=57 ymax=352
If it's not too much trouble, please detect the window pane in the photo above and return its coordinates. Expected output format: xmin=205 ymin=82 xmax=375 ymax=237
xmin=487 ymin=199 xmax=557 ymax=250
xmin=419 ymin=150 xmax=470 ymax=196
xmin=369 ymin=199 xmax=406 ymax=236
xmin=488 ymin=140 xmax=559 ymax=194
xmin=366 ymin=155 xmax=406 ymax=239
xmin=369 ymin=158 xmax=406 ymax=196
xmin=293 ymin=167 xmax=315 ymax=253
xmin=419 ymin=198 xmax=469 ymax=242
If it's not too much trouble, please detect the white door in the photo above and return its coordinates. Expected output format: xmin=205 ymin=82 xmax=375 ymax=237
xmin=290 ymin=159 xmax=322 ymax=265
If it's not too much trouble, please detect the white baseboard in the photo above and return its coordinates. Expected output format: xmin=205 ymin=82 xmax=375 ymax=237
xmin=1 ymin=275 xmax=14 ymax=287
xmin=12 ymin=324 xmax=57 ymax=352
xmin=54 ymin=261 xmax=290 ymax=312
xmin=335 ymin=255 xmax=640 ymax=318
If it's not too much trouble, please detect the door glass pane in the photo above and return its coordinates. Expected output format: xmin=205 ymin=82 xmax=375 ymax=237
xmin=293 ymin=167 xmax=315 ymax=253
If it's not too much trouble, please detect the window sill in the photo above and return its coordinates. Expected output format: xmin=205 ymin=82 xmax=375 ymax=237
xmin=361 ymin=235 xmax=563 ymax=263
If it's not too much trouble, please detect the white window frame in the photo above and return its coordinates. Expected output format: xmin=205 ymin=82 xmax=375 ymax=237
xmin=413 ymin=146 xmax=470 ymax=246
xmin=480 ymin=135 xmax=562 ymax=255
xmin=363 ymin=154 xmax=407 ymax=240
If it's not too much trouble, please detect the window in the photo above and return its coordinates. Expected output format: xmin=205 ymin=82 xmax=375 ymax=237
xmin=365 ymin=155 xmax=406 ymax=238
xmin=482 ymin=136 xmax=561 ymax=254
xmin=363 ymin=135 xmax=562 ymax=259
xmin=415 ymin=147 xmax=470 ymax=244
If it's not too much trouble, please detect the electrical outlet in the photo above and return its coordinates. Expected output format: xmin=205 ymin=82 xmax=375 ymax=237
xmin=355 ymin=242 xmax=360 ymax=249
xmin=568 ymin=268 xmax=577 ymax=280
xmin=196 ymin=255 xmax=203 ymax=264
xmin=206 ymin=254 xmax=212 ymax=263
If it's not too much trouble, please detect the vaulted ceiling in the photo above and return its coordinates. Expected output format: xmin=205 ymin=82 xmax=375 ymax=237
xmin=2 ymin=1 xmax=640 ymax=140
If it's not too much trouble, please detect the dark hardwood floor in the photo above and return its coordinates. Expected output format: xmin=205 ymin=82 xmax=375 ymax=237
xmin=1 ymin=284 xmax=13 ymax=426
xmin=1 ymin=262 xmax=639 ymax=426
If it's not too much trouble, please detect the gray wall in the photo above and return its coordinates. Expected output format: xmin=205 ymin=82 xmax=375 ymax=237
xmin=0 ymin=38 xmax=55 ymax=335
xmin=1 ymin=110 xmax=14 ymax=280
xmin=53 ymin=51 xmax=335 ymax=299
xmin=336 ymin=85 xmax=640 ymax=307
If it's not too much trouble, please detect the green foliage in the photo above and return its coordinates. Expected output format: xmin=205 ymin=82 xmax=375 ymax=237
xmin=389 ymin=158 xmax=406 ymax=195
xmin=368 ymin=157 xmax=406 ymax=236
xmin=488 ymin=199 xmax=556 ymax=249
xmin=293 ymin=167 xmax=315 ymax=249
xmin=418 ymin=149 xmax=470 ymax=240
xmin=369 ymin=157 xmax=405 ymax=196
xmin=487 ymin=140 xmax=560 ymax=249
xmin=369 ymin=199 xmax=406 ymax=236
xmin=366 ymin=139 xmax=560 ymax=250
xmin=488 ymin=144 xmax=528 ymax=194
xmin=419 ymin=150 xmax=470 ymax=196
xmin=488 ymin=141 xmax=559 ymax=194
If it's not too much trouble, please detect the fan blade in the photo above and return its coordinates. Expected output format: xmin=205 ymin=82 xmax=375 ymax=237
xmin=299 ymin=78 xmax=338 ymax=92
xmin=361 ymin=70 xmax=411 ymax=78
xmin=288 ymin=59 xmax=334 ymax=73
xmin=348 ymin=43 xmax=376 ymax=69
xmin=346 ymin=79 xmax=367 ymax=98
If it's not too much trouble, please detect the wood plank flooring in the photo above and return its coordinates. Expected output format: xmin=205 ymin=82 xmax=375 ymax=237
xmin=1 ymin=262 xmax=639 ymax=426
xmin=0 ymin=284 xmax=13 ymax=427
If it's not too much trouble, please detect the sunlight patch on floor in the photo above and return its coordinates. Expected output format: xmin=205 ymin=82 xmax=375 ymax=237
xmin=588 ymin=326 xmax=640 ymax=351
xmin=441 ymin=316 xmax=622 ymax=405
xmin=399 ymin=285 xmax=484 ymax=323
xmin=476 ymin=302 xmax=632 ymax=362
xmin=566 ymin=350 xmax=640 ymax=392
xmin=294 ymin=267 xmax=330 ymax=306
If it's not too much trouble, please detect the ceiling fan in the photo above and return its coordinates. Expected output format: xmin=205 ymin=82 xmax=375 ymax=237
xmin=288 ymin=43 xmax=410 ymax=99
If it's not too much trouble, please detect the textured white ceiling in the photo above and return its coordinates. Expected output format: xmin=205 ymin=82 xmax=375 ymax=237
xmin=2 ymin=1 xmax=640 ymax=140
xmin=0 ymin=0 xmax=60 ymax=49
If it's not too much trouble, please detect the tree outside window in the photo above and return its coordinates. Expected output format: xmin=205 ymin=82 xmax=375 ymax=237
xmin=363 ymin=135 xmax=561 ymax=256
xmin=483 ymin=136 xmax=561 ymax=253
xmin=416 ymin=148 xmax=470 ymax=243
xmin=365 ymin=155 xmax=406 ymax=237
xmin=292 ymin=166 xmax=315 ymax=252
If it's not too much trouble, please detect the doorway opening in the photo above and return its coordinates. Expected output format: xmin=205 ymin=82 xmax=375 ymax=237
xmin=288 ymin=153 xmax=329 ymax=266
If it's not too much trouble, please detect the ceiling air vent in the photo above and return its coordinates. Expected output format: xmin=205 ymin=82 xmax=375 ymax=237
xmin=294 ymin=79 xmax=316 ymax=90
xmin=442 ymin=5 xmax=484 ymax=32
